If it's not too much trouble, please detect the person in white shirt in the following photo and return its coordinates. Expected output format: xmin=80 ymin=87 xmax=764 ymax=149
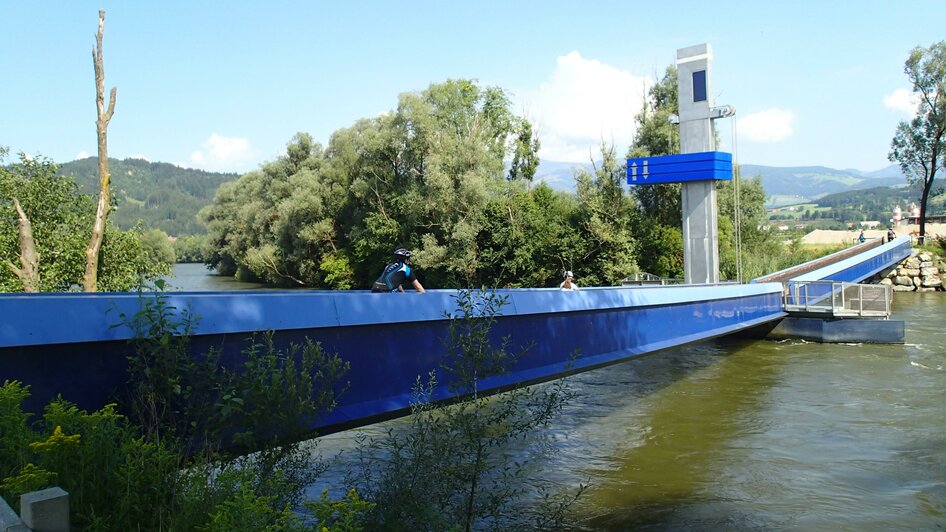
xmin=559 ymin=270 xmax=579 ymax=291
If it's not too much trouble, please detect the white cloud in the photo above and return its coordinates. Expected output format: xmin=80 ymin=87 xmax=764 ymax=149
xmin=189 ymin=133 xmax=258 ymax=172
xmin=738 ymin=108 xmax=795 ymax=143
xmin=520 ymin=52 xmax=650 ymax=162
xmin=883 ymin=88 xmax=917 ymax=115
xmin=75 ymin=150 xmax=90 ymax=160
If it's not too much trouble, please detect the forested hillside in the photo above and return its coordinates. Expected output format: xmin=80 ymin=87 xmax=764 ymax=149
xmin=57 ymin=158 xmax=236 ymax=236
xmin=815 ymin=180 xmax=945 ymax=219
xmin=740 ymin=164 xmax=904 ymax=200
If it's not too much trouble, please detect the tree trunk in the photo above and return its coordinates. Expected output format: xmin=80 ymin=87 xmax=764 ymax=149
xmin=6 ymin=197 xmax=41 ymax=292
xmin=83 ymin=9 xmax=117 ymax=292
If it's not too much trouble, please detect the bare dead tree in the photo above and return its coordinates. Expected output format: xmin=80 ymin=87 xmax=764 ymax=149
xmin=83 ymin=8 xmax=117 ymax=292
xmin=6 ymin=197 xmax=41 ymax=292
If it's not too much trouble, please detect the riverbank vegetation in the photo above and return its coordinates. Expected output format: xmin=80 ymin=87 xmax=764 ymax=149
xmin=0 ymin=148 xmax=172 ymax=292
xmin=3 ymin=74 xmax=858 ymax=292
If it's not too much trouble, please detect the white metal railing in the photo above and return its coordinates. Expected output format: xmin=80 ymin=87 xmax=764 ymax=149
xmin=620 ymin=272 xmax=685 ymax=286
xmin=784 ymin=281 xmax=891 ymax=318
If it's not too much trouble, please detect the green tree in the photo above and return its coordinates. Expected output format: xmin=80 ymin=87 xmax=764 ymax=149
xmin=202 ymin=80 xmax=543 ymax=289
xmin=507 ymin=118 xmax=541 ymax=182
xmin=1 ymin=151 xmax=167 ymax=292
xmin=573 ymin=143 xmax=639 ymax=285
xmin=717 ymin=175 xmax=778 ymax=281
xmin=140 ymin=228 xmax=175 ymax=265
xmin=889 ymin=40 xmax=946 ymax=241
xmin=628 ymin=66 xmax=684 ymax=277
xmin=472 ymin=182 xmax=583 ymax=288
xmin=173 ymin=234 xmax=209 ymax=263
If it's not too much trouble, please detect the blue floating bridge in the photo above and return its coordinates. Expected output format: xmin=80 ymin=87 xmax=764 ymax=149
xmin=0 ymin=238 xmax=912 ymax=436
xmin=1 ymin=283 xmax=783 ymax=433
xmin=754 ymin=237 xmax=913 ymax=344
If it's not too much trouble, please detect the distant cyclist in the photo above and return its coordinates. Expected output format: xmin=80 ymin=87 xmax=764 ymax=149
xmin=560 ymin=270 xmax=579 ymax=291
xmin=371 ymin=247 xmax=426 ymax=293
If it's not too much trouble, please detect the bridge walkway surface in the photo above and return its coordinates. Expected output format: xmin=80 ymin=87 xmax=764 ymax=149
xmin=754 ymin=238 xmax=886 ymax=284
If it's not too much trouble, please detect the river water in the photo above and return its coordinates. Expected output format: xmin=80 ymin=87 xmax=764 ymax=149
xmin=557 ymin=292 xmax=946 ymax=530
xmin=168 ymin=264 xmax=946 ymax=529
xmin=162 ymin=262 xmax=271 ymax=291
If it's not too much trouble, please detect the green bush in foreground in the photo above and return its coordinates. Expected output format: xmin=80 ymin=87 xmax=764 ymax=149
xmin=348 ymin=289 xmax=584 ymax=531
xmin=0 ymin=287 xmax=352 ymax=530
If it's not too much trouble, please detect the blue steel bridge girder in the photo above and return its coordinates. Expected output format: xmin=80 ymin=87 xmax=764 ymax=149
xmin=0 ymin=283 xmax=783 ymax=434
xmin=0 ymin=239 xmax=908 ymax=436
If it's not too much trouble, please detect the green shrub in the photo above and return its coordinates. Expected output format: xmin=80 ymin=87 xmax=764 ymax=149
xmin=348 ymin=289 xmax=583 ymax=531
xmin=1 ymin=287 xmax=351 ymax=529
xmin=0 ymin=386 xmax=182 ymax=528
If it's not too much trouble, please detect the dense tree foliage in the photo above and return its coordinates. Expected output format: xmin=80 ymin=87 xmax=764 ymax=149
xmin=58 ymin=157 xmax=236 ymax=237
xmin=202 ymin=80 xmax=632 ymax=289
xmin=889 ymin=40 xmax=946 ymax=240
xmin=716 ymin=175 xmax=781 ymax=281
xmin=203 ymin=75 xmax=781 ymax=288
xmin=627 ymin=66 xmax=684 ymax=278
xmin=573 ymin=143 xmax=639 ymax=285
xmin=173 ymin=234 xmax=210 ymax=263
xmin=0 ymin=151 xmax=170 ymax=292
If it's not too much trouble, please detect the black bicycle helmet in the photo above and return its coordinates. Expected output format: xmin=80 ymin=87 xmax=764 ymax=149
xmin=394 ymin=247 xmax=412 ymax=260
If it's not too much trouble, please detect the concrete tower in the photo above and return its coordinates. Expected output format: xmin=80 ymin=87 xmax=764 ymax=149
xmin=677 ymin=43 xmax=721 ymax=284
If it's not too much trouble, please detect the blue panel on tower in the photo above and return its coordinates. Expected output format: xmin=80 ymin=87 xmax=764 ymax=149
xmin=626 ymin=151 xmax=733 ymax=184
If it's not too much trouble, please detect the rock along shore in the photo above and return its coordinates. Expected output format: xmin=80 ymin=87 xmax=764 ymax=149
xmin=873 ymin=249 xmax=945 ymax=292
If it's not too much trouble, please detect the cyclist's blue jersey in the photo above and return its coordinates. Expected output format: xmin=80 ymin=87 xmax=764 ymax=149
xmin=371 ymin=261 xmax=417 ymax=292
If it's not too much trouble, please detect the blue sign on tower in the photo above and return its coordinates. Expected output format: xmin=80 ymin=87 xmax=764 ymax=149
xmin=626 ymin=151 xmax=733 ymax=185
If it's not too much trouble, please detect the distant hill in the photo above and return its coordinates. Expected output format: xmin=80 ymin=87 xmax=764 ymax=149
xmin=57 ymin=158 xmax=237 ymax=236
xmin=533 ymin=160 xmax=593 ymax=191
xmin=533 ymin=160 xmax=594 ymax=192
xmin=816 ymin=179 xmax=944 ymax=212
xmin=534 ymin=159 xmax=908 ymax=203
xmin=740 ymin=163 xmax=906 ymax=200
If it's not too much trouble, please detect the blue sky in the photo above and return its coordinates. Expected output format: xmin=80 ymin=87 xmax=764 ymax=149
xmin=2 ymin=1 xmax=944 ymax=174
